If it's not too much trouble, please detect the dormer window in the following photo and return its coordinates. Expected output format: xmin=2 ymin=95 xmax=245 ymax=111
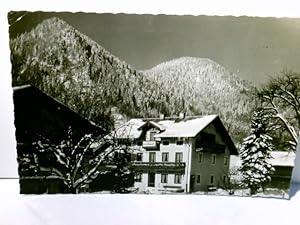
xmin=149 ymin=131 xmax=156 ymax=141
xmin=146 ymin=129 xmax=157 ymax=141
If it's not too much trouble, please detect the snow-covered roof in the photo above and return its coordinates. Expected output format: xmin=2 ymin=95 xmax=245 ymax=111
xmin=115 ymin=115 xmax=218 ymax=139
xmin=230 ymin=151 xmax=296 ymax=168
xmin=271 ymin=151 xmax=296 ymax=167
xmin=113 ymin=119 xmax=146 ymax=139
xmin=113 ymin=115 xmax=238 ymax=155
xmin=138 ymin=121 xmax=165 ymax=132
xmin=12 ymin=84 xmax=32 ymax=91
xmin=154 ymin=115 xmax=217 ymax=138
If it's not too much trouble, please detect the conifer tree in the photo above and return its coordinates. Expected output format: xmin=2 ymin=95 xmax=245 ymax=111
xmin=239 ymin=111 xmax=275 ymax=194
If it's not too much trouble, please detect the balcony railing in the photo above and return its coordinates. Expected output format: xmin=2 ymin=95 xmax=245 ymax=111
xmin=142 ymin=141 xmax=159 ymax=149
xmin=196 ymin=143 xmax=226 ymax=153
xmin=130 ymin=162 xmax=185 ymax=174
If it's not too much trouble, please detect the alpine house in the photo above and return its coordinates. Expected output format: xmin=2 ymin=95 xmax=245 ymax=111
xmin=113 ymin=113 xmax=238 ymax=193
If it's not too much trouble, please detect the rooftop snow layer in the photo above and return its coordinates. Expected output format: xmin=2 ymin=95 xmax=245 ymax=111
xmin=271 ymin=151 xmax=296 ymax=167
xmin=155 ymin=115 xmax=217 ymax=138
xmin=230 ymin=151 xmax=296 ymax=168
xmin=114 ymin=119 xmax=146 ymax=139
xmin=114 ymin=115 xmax=218 ymax=139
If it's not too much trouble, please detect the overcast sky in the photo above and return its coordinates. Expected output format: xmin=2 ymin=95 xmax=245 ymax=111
xmin=9 ymin=11 xmax=300 ymax=85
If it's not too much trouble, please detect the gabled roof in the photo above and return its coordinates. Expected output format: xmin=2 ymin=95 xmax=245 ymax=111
xmin=115 ymin=115 xmax=238 ymax=155
xmin=154 ymin=115 xmax=217 ymax=138
xmin=113 ymin=119 xmax=145 ymax=139
xmin=137 ymin=120 xmax=165 ymax=132
xmin=13 ymin=84 xmax=104 ymax=140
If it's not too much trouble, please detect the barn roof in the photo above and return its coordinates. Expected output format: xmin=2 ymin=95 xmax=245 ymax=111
xmin=13 ymin=84 xmax=104 ymax=139
xmin=271 ymin=151 xmax=296 ymax=167
xmin=230 ymin=151 xmax=296 ymax=168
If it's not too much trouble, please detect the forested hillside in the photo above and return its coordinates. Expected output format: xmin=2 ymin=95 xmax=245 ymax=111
xmin=10 ymin=17 xmax=255 ymax=144
xmin=143 ymin=57 xmax=256 ymax=144
xmin=10 ymin=17 xmax=171 ymax=130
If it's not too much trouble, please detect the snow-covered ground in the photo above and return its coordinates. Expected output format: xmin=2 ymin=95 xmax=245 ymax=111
xmin=1 ymin=184 xmax=300 ymax=225
xmin=91 ymin=187 xmax=289 ymax=199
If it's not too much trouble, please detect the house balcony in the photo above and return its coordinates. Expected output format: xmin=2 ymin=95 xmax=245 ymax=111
xmin=196 ymin=143 xmax=226 ymax=153
xmin=142 ymin=141 xmax=159 ymax=150
xmin=130 ymin=162 xmax=186 ymax=174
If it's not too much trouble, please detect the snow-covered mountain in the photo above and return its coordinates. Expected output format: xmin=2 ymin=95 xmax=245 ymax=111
xmin=10 ymin=17 xmax=255 ymax=143
xmin=143 ymin=57 xmax=255 ymax=143
xmin=10 ymin=17 xmax=172 ymax=130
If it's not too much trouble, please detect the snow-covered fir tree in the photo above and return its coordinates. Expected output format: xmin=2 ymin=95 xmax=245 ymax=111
xmin=239 ymin=111 xmax=275 ymax=194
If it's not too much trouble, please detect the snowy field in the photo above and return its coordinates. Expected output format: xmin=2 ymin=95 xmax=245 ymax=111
xmin=91 ymin=187 xmax=289 ymax=199
xmin=0 ymin=184 xmax=300 ymax=225
xmin=0 ymin=179 xmax=299 ymax=225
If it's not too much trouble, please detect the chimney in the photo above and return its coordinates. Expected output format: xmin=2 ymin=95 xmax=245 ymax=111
xmin=179 ymin=112 xmax=185 ymax=119
xmin=159 ymin=114 xmax=165 ymax=120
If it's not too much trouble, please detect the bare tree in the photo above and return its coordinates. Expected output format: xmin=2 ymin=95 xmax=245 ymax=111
xmin=257 ymin=70 xmax=300 ymax=150
xmin=20 ymin=127 xmax=134 ymax=194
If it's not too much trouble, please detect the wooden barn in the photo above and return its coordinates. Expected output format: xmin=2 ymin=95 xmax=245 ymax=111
xmin=13 ymin=85 xmax=104 ymax=194
xmin=269 ymin=151 xmax=295 ymax=189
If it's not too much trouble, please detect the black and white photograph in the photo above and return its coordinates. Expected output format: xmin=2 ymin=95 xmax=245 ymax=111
xmin=8 ymin=11 xmax=299 ymax=198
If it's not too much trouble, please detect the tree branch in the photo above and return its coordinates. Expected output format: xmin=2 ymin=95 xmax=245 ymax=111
xmin=262 ymin=95 xmax=298 ymax=145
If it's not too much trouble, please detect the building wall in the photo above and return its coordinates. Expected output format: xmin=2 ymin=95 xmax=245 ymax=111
xmin=132 ymin=136 xmax=191 ymax=192
xmin=190 ymin=122 xmax=230 ymax=192
xmin=130 ymin=121 xmax=232 ymax=193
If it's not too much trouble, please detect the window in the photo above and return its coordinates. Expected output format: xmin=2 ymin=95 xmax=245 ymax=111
xmin=136 ymin=153 xmax=143 ymax=162
xmin=210 ymin=175 xmax=214 ymax=185
xmin=198 ymin=152 xmax=203 ymax=163
xmin=149 ymin=152 xmax=156 ymax=162
xmin=162 ymin=152 xmax=169 ymax=162
xmin=202 ymin=133 xmax=215 ymax=145
xmin=161 ymin=174 xmax=168 ymax=183
xmin=162 ymin=141 xmax=169 ymax=145
xmin=174 ymin=174 xmax=182 ymax=184
xmin=195 ymin=139 xmax=202 ymax=148
xmin=137 ymin=141 xmax=142 ymax=146
xmin=175 ymin=152 xmax=183 ymax=163
xmin=223 ymin=175 xmax=227 ymax=184
xmin=176 ymin=140 xmax=183 ymax=145
xmin=211 ymin=154 xmax=216 ymax=165
xmin=224 ymin=156 xmax=228 ymax=166
xmin=150 ymin=131 xmax=156 ymax=141
xmin=135 ymin=173 xmax=142 ymax=182
xmin=148 ymin=173 xmax=155 ymax=187
xmin=196 ymin=175 xmax=201 ymax=184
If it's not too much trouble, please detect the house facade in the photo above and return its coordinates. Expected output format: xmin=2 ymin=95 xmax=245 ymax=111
xmin=115 ymin=114 xmax=238 ymax=193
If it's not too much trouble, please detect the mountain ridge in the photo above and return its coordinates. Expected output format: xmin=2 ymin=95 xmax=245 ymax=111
xmin=10 ymin=17 xmax=255 ymax=144
xmin=143 ymin=56 xmax=255 ymax=143
xmin=10 ymin=17 xmax=173 ymax=130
